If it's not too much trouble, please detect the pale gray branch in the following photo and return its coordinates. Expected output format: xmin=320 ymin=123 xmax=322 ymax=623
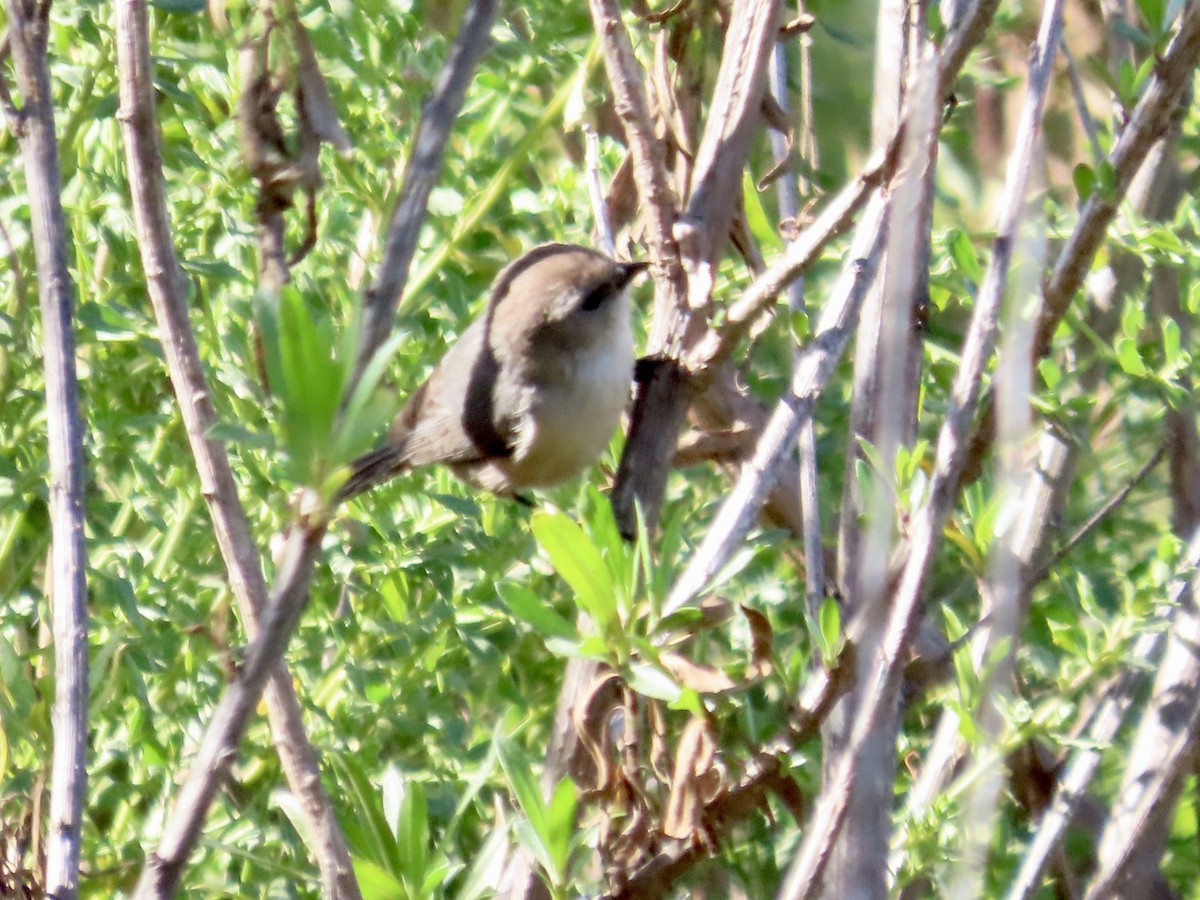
xmin=127 ymin=1 xmax=498 ymax=894
xmin=776 ymin=3 xmax=1063 ymax=894
xmin=6 ymin=2 xmax=90 ymax=895
xmin=354 ymin=0 xmax=499 ymax=379
xmin=113 ymin=0 xmax=362 ymax=895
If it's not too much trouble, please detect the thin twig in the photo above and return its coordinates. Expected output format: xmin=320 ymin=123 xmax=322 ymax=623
xmin=1029 ymin=444 xmax=1166 ymax=586
xmin=584 ymin=125 xmax=615 ymax=255
xmin=113 ymin=1 xmax=362 ymax=896
xmin=1039 ymin=3 xmax=1200 ymax=349
xmin=1060 ymin=39 xmax=1104 ymax=164
xmin=768 ymin=23 xmax=824 ymax=619
xmin=6 ymin=1 xmax=90 ymax=894
xmin=960 ymin=1 xmax=1200 ymax=506
xmin=686 ymin=144 xmax=894 ymax=374
xmin=664 ymin=0 xmax=1003 ymax=615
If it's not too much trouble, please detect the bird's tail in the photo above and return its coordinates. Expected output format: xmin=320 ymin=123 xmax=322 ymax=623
xmin=336 ymin=445 xmax=408 ymax=503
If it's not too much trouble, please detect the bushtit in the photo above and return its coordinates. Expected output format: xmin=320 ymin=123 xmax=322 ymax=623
xmin=338 ymin=243 xmax=648 ymax=501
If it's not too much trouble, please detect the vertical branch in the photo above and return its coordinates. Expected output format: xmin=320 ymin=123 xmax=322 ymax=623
xmin=588 ymin=0 xmax=692 ymax=537
xmin=6 ymin=1 xmax=90 ymax=895
xmin=825 ymin=33 xmax=938 ymax=898
xmin=113 ymin=1 xmax=362 ymax=897
xmin=603 ymin=0 xmax=783 ymax=537
xmin=769 ymin=11 xmax=825 ymax=618
xmin=778 ymin=3 xmax=1063 ymax=893
xmin=948 ymin=197 xmax=1044 ymax=899
xmin=664 ymin=195 xmax=889 ymax=616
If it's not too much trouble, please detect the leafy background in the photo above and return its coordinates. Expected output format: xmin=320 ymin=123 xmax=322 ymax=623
xmin=2 ymin=0 xmax=1200 ymax=896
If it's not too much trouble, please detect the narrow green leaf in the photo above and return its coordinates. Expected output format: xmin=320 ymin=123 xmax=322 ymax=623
xmin=947 ymin=229 xmax=983 ymax=284
xmin=819 ymin=597 xmax=842 ymax=661
xmin=328 ymin=753 xmax=399 ymax=873
xmin=531 ymin=510 xmax=617 ymax=630
xmin=496 ymin=738 xmax=548 ymax=840
xmin=498 ymin=583 xmax=580 ymax=642
xmin=396 ymin=779 xmax=429 ymax=886
xmin=1163 ymin=319 xmax=1182 ymax=365
xmin=1037 ymin=358 xmax=1061 ymax=391
xmin=545 ymin=777 xmax=578 ymax=875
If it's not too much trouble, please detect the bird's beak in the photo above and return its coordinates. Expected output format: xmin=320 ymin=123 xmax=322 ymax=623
xmin=617 ymin=260 xmax=651 ymax=287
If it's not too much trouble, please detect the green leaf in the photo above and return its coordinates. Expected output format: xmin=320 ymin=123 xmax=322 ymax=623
xmin=818 ymin=597 xmax=842 ymax=662
xmin=351 ymin=858 xmax=407 ymax=900
xmin=545 ymin=777 xmax=578 ymax=875
xmin=1037 ymin=358 xmax=1061 ymax=391
xmin=1163 ymin=319 xmax=1182 ymax=365
xmin=789 ymin=309 xmax=810 ymax=344
xmin=396 ymin=778 xmax=430 ymax=887
xmin=947 ymin=229 xmax=983 ymax=284
xmin=742 ymin=171 xmax=784 ymax=253
xmin=1137 ymin=0 xmax=1165 ymax=30
xmin=328 ymin=753 xmax=400 ymax=874
xmin=1116 ymin=337 xmax=1148 ymax=376
xmin=496 ymin=738 xmax=548 ymax=841
xmin=531 ymin=510 xmax=618 ymax=631
xmin=498 ymin=738 xmax=559 ymax=881
xmin=497 ymin=583 xmax=580 ymax=642
xmin=1072 ymin=163 xmax=1096 ymax=203
xmin=626 ymin=660 xmax=682 ymax=703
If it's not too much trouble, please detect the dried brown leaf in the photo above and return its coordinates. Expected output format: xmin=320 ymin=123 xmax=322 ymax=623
xmin=289 ymin=15 xmax=352 ymax=153
xmin=661 ymin=717 xmax=720 ymax=840
xmin=741 ymin=603 xmax=774 ymax=678
xmin=660 ymin=651 xmax=736 ymax=694
xmin=572 ymin=671 xmax=624 ymax=795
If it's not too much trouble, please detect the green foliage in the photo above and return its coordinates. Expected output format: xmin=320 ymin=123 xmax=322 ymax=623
xmin=3 ymin=0 xmax=1200 ymax=896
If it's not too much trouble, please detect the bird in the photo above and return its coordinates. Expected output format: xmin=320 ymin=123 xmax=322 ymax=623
xmin=337 ymin=243 xmax=648 ymax=503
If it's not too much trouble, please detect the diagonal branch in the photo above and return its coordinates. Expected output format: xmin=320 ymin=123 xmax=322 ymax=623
xmin=113 ymin=1 xmax=362 ymax=896
xmin=354 ymin=0 xmax=500 ymax=380
xmin=128 ymin=1 xmax=499 ymax=895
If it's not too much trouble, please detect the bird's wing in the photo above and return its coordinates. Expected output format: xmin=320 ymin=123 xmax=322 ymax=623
xmin=393 ymin=318 xmax=520 ymax=468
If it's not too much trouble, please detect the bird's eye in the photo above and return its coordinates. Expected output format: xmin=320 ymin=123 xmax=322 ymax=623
xmin=580 ymin=282 xmax=613 ymax=311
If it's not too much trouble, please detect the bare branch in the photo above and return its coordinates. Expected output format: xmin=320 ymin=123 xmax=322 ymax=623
xmin=1029 ymin=445 xmax=1166 ymax=586
xmin=1038 ymin=3 xmax=1200 ymax=351
xmin=686 ymin=146 xmax=894 ymax=374
xmin=776 ymin=3 xmax=1063 ymax=894
xmin=664 ymin=194 xmax=889 ymax=616
xmin=113 ymin=1 xmax=362 ymax=895
xmin=6 ymin=1 xmax=90 ymax=894
xmin=768 ymin=29 xmax=825 ymax=618
xmin=127 ymin=1 xmax=499 ymax=893
xmin=588 ymin=0 xmax=693 ymax=537
xmin=354 ymin=0 xmax=500 ymax=378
